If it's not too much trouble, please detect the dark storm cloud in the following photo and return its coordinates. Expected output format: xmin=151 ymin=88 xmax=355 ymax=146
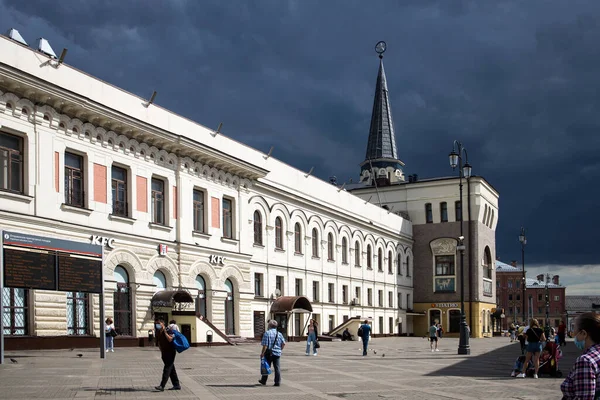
xmin=2 ymin=0 xmax=600 ymax=266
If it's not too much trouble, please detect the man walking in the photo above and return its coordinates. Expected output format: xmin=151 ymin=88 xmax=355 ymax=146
xmin=358 ymin=320 xmax=371 ymax=356
xmin=259 ymin=320 xmax=285 ymax=387
xmin=429 ymin=322 xmax=439 ymax=352
xmin=154 ymin=318 xmax=181 ymax=392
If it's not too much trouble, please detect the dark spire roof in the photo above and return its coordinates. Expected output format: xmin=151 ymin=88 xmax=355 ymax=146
xmin=363 ymin=56 xmax=399 ymax=162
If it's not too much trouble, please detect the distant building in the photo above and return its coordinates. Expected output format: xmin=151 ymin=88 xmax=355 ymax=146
xmin=565 ymin=296 xmax=600 ymax=332
xmin=496 ymin=260 xmax=565 ymax=329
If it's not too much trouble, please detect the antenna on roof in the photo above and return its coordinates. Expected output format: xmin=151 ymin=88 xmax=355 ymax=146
xmin=304 ymin=167 xmax=314 ymax=178
xmin=387 ymin=206 xmax=395 ymax=214
xmin=57 ymin=48 xmax=68 ymax=65
xmin=143 ymin=91 xmax=157 ymax=108
xmin=337 ymin=183 xmax=346 ymax=192
xmin=364 ymin=195 xmax=373 ymax=204
xmin=211 ymin=122 xmax=223 ymax=137
xmin=263 ymin=146 xmax=274 ymax=160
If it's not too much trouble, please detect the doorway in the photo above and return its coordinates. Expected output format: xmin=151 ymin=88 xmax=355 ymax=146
xmin=253 ymin=311 xmax=265 ymax=339
xmin=224 ymin=279 xmax=235 ymax=335
xmin=274 ymin=313 xmax=288 ymax=340
xmin=449 ymin=310 xmax=461 ymax=333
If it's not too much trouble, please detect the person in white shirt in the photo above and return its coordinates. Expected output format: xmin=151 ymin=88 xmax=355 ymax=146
xmin=168 ymin=320 xmax=180 ymax=333
xmin=105 ymin=317 xmax=116 ymax=352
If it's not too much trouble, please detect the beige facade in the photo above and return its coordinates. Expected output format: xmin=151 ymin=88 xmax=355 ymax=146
xmin=0 ymin=34 xmax=412 ymax=346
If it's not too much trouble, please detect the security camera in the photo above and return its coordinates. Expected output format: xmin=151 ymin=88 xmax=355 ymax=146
xmin=458 ymin=236 xmax=465 ymax=241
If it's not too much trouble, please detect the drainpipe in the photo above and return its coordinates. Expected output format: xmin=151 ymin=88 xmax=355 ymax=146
xmin=175 ymin=157 xmax=183 ymax=289
xmin=467 ymin=177 xmax=473 ymax=333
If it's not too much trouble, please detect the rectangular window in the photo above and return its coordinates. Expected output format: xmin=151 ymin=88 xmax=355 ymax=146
xmin=378 ymin=290 xmax=383 ymax=307
xmin=254 ymin=273 xmax=263 ymax=297
xmin=516 ymin=294 xmax=521 ymax=301
xmin=193 ymin=189 xmax=205 ymax=232
xmin=222 ymin=198 xmax=233 ymax=238
xmin=0 ymin=132 xmax=24 ymax=193
xmin=367 ymin=288 xmax=372 ymax=306
xmin=455 ymin=201 xmax=462 ymax=221
xmin=64 ymin=152 xmax=84 ymax=207
xmin=67 ymin=292 xmax=89 ymax=335
xmin=328 ymin=283 xmax=334 ymax=303
xmin=406 ymin=294 xmax=411 ymax=310
xmin=111 ymin=166 xmax=128 ymax=217
xmin=275 ymin=276 xmax=284 ymax=296
xmin=328 ymin=315 xmax=335 ymax=333
xmin=355 ymin=287 xmax=360 ymax=302
xmin=342 ymin=285 xmax=348 ymax=304
xmin=398 ymin=292 xmax=402 ymax=309
xmin=554 ymin=295 xmax=560 ymax=301
xmin=538 ymin=294 xmax=543 ymax=301
xmin=379 ymin=316 xmax=384 ymax=334
xmin=440 ymin=202 xmax=448 ymax=222
xmin=312 ymin=281 xmax=320 ymax=302
xmin=151 ymin=178 xmax=165 ymax=224
xmin=509 ymin=294 xmax=513 ymax=300
xmin=538 ymin=307 xmax=542 ymax=314
xmin=388 ymin=291 xmax=393 ymax=308
xmin=2 ymin=287 xmax=28 ymax=335
xmin=435 ymin=255 xmax=455 ymax=276
xmin=295 ymin=278 xmax=302 ymax=296
xmin=516 ymin=280 xmax=521 ymax=289
xmin=516 ymin=307 xmax=521 ymax=315
xmin=508 ymin=280 xmax=513 ymax=288
xmin=425 ymin=203 xmax=433 ymax=223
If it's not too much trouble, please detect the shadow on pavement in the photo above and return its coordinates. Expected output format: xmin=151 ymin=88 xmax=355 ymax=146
xmin=81 ymin=388 xmax=156 ymax=393
xmin=425 ymin=340 xmax=578 ymax=378
xmin=206 ymin=384 xmax=259 ymax=388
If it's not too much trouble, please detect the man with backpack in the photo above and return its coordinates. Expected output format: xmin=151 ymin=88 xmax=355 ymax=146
xmin=358 ymin=320 xmax=371 ymax=356
xmin=154 ymin=317 xmax=181 ymax=392
xmin=259 ymin=320 xmax=286 ymax=387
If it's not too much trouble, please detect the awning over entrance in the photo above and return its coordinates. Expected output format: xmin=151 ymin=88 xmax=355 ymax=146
xmin=270 ymin=296 xmax=312 ymax=313
xmin=151 ymin=290 xmax=194 ymax=308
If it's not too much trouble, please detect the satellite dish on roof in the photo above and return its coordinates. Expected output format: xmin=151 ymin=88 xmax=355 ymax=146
xmin=273 ymin=289 xmax=281 ymax=298
xmin=394 ymin=169 xmax=402 ymax=177
xmin=37 ymin=38 xmax=57 ymax=58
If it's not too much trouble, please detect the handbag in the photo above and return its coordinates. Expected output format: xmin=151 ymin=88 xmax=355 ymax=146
xmin=314 ymin=339 xmax=320 ymax=349
xmin=260 ymin=357 xmax=272 ymax=375
xmin=108 ymin=329 xmax=118 ymax=337
xmin=172 ymin=331 xmax=190 ymax=353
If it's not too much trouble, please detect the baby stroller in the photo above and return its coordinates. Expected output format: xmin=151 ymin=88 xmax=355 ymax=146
xmin=510 ymin=342 xmax=563 ymax=378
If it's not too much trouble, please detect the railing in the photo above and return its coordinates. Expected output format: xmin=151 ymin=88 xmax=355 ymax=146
xmin=65 ymin=188 xmax=85 ymax=208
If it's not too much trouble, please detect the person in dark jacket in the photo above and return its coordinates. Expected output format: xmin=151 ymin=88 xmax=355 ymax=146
xmin=359 ymin=320 xmax=371 ymax=356
xmin=154 ymin=318 xmax=181 ymax=392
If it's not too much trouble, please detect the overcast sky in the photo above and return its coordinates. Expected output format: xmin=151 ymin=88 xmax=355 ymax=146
xmin=2 ymin=0 xmax=599 ymax=294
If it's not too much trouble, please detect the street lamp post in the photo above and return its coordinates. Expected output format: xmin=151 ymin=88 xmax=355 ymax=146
xmin=449 ymin=141 xmax=472 ymax=355
xmin=519 ymin=228 xmax=527 ymax=325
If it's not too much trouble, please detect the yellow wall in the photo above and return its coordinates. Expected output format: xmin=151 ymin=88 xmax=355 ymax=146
xmin=413 ymin=301 xmax=496 ymax=339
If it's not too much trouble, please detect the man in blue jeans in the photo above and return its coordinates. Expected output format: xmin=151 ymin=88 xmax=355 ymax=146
xmin=259 ymin=320 xmax=286 ymax=386
xmin=359 ymin=320 xmax=371 ymax=356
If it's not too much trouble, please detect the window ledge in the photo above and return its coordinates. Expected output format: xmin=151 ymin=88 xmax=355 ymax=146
xmin=109 ymin=214 xmax=136 ymax=224
xmin=355 ymin=265 xmax=361 ymax=268
xmin=221 ymin=237 xmax=238 ymax=245
xmin=327 ymin=259 xmax=335 ymax=263
xmin=61 ymin=203 xmax=93 ymax=216
xmin=253 ymin=243 xmax=265 ymax=248
xmin=342 ymin=262 xmax=349 ymax=266
xmin=148 ymin=222 xmax=173 ymax=232
xmin=312 ymin=256 xmax=320 ymax=260
xmin=274 ymin=248 xmax=285 ymax=253
xmin=0 ymin=191 xmax=33 ymax=204
xmin=192 ymin=231 xmax=211 ymax=240
xmin=294 ymin=252 xmax=303 ymax=257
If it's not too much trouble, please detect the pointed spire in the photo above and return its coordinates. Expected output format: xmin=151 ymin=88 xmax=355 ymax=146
xmin=360 ymin=42 xmax=404 ymax=185
xmin=364 ymin=57 xmax=398 ymax=160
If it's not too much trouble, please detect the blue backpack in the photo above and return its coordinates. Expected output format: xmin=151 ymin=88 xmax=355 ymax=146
xmin=172 ymin=331 xmax=190 ymax=353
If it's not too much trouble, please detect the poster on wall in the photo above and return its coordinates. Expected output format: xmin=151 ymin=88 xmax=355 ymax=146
xmin=434 ymin=277 xmax=455 ymax=292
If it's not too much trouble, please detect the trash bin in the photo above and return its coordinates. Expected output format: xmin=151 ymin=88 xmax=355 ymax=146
xmin=148 ymin=330 xmax=154 ymax=346
xmin=206 ymin=330 xmax=213 ymax=346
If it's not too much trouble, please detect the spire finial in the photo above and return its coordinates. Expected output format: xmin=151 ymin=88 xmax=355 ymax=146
xmin=375 ymin=41 xmax=386 ymax=58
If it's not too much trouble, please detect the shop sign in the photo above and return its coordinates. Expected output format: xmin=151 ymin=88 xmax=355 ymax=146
xmin=209 ymin=255 xmax=226 ymax=265
xmin=90 ymin=235 xmax=115 ymax=249
xmin=158 ymin=244 xmax=168 ymax=256
xmin=431 ymin=303 xmax=459 ymax=308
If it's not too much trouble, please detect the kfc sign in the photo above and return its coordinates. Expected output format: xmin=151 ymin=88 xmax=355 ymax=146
xmin=90 ymin=235 xmax=115 ymax=249
xmin=209 ymin=255 xmax=226 ymax=265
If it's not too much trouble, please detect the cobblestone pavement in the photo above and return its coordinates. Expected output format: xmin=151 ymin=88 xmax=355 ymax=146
xmin=0 ymin=336 xmax=577 ymax=399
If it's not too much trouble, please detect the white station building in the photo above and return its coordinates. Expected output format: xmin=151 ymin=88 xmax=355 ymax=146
xmin=0 ymin=31 xmax=415 ymax=348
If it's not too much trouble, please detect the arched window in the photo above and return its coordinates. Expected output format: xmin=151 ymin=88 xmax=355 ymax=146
xmin=388 ymin=251 xmax=393 ymax=274
xmin=327 ymin=232 xmax=334 ymax=261
xmin=312 ymin=228 xmax=319 ymax=257
xmin=224 ymin=279 xmax=235 ymax=335
xmin=341 ymin=237 xmax=348 ymax=264
xmin=397 ymin=253 xmax=403 ymax=275
xmin=253 ymin=210 xmax=262 ymax=245
xmin=153 ymin=271 xmax=166 ymax=292
xmin=294 ymin=223 xmax=302 ymax=254
xmin=377 ymin=248 xmax=383 ymax=271
xmin=483 ymin=247 xmax=493 ymax=279
xmin=354 ymin=241 xmax=360 ymax=267
xmin=406 ymin=256 xmax=411 ymax=277
xmin=275 ymin=217 xmax=283 ymax=249
xmin=440 ymin=202 xmax=448 ymax=222
xmin=195 ymin=275 xmax=207 ymax=318
xmin=367 ymin=245 xmax=372 ymax=269
xmin=113 ymin=265 xmax=132 ymax=336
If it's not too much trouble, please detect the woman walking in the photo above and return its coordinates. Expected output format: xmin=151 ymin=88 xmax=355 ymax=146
xmin=306 ymin=319 xmax=319 ymax=356
xmin=105 ymin=317 xmax=116 ymax=352
xmin=560 ymin=312 xmax=600 ymax=400
xmin=516 ymin=319 xmax=546 ymax=378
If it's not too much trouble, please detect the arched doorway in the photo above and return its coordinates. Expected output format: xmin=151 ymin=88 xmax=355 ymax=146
xmin=224 ymin=279 xmax=235 ymax=335
xmin=113 ymin=265 xmax=132 ymax=336
xmin=195 ymin=275 xmax=207 ymax=318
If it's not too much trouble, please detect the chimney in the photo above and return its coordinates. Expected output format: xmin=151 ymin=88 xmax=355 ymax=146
xmin=536 ymin=274 xmax=545 ymax=282
xmin=552 ymin=275 xmax=559 ymax=285
xmin=510 ymin=260 xmax=517 ymax=267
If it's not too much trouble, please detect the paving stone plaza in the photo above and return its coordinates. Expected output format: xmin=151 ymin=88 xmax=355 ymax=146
xmin=0 ymin=337 xmax=577 ymax=399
